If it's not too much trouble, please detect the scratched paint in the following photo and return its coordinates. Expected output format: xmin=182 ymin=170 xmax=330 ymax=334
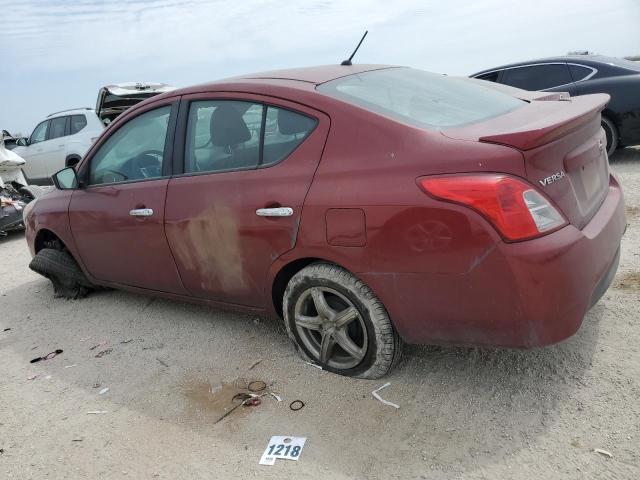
xmin=170 ymin=205 xmax=246 ymax=294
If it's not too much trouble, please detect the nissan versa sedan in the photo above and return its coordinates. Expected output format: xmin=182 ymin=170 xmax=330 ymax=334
xmin=24 ymin=64 xmax=626 ymax=378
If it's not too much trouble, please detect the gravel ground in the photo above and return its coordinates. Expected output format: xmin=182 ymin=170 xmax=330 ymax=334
xmin=1 ymin=148 xmax=639 ymax=480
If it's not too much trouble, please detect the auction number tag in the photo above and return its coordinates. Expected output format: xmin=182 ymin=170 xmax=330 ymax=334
xmin=259 ymin=436 xmax=306 ymax=465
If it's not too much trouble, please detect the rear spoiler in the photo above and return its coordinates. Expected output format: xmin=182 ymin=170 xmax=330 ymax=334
xmin=478 ymin=93 xmax=610 ymax=150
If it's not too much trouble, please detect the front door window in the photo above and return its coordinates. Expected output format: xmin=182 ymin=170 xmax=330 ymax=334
xmin=30 ymin=121 xmax=49 ymax=144
xmin=89 ymin=106 xmax=171 ymax=185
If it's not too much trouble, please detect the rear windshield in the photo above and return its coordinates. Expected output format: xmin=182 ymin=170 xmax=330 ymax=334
xmin=602 ymin=57 xmax=640 ymax=73
xmin=317 ymin=67 xmax=524 ymax=129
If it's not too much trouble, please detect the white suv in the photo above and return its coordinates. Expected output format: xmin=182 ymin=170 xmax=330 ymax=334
xmin=14 ymin=83 xmax=175 ymax=184
xmin=14 ymin=108 xmax=104 ymax=184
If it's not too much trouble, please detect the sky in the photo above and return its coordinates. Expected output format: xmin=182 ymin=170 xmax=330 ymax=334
xmin=1 ymin=0 xmax=639 ymax=136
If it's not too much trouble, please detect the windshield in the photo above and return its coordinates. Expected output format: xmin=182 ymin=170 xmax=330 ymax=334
xmin=317 ymin=67 xmax=524 ymax=129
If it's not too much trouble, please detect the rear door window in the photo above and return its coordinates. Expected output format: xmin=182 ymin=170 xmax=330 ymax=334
xmin=70 ymin=115 xmax=87 ymax=134
xmin=184 ymin=101 xmax=263 ymax=173
xmin=48 ymin=117 xmax=68 ymax=140
xmin=501 ymin=64 xmax=573 ymax=90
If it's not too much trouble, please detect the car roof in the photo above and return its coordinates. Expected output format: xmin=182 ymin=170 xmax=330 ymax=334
xmin=46 ymin=107 xmax=95 ymax=118
xmin=471 ymin=55 xmax=638 ymax=76
xmin=232 ymin=64 xmax=396 ymax=84
xmin=166 ymin=64 xmax=399 ymax=97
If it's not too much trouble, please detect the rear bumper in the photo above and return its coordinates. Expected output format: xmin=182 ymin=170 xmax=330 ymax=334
xmin=361 ymin=176 xmax=626 ymax=347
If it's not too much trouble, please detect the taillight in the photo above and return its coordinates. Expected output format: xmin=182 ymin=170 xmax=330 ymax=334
xmin=417 ymin=174 xmax=567 ymax=241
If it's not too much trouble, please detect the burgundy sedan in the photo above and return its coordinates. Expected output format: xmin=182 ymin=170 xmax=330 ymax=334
xmin=24 ymin=65 xmax=625 ymax=378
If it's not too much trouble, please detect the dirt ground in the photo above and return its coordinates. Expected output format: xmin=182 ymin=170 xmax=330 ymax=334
xmin=1 ymin=149 xmax=639 ymax=480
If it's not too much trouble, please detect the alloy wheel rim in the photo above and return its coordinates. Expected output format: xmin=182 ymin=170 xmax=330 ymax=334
xmin=293 ymin=286 xmax=368 ymax=370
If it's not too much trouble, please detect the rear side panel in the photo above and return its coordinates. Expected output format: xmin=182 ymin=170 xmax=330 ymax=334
xmin=284 ymin=92 xmax=624 ymax=347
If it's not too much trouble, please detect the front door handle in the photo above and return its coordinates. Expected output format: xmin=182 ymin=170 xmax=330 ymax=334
xmin=256 ymin=207 xmax=293 ymax=217
xmin=129 ymin=208 xmax=154 ymax=217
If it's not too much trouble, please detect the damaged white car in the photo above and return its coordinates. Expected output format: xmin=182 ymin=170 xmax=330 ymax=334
xmin=96 ymin=82 xmax=176 ymax=125
xmin=0 ymin=132 xmax=45 ymax=235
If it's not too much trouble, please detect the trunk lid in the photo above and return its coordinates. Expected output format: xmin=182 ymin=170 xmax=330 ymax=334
xmin=443 ymin=93 xmax=610 ymax=229
xmin=96 ymin=82 xmax=176 ymax=125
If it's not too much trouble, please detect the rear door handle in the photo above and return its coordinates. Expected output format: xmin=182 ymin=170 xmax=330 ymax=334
xmin=256 ymin=207 xmax=293 ymax=217
xmin=129 ymin=208 xmax=154 ymax=217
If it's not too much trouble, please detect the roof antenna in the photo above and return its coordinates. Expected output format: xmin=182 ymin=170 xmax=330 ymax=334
xmin=341 ymin=30 xmax=368 ymax=66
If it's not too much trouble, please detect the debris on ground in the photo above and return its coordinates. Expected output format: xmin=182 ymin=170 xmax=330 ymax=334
xmin=30 ymin=349 xmax=63 ymax=363
xmin=259 ymin=436 xmax=307 ymax=465
xmin=304 ymin=361 xmax=322 ymax=370
xmin=268 ymin=393 xmax=282 ymax=402
xmin=89 ymin=341 xmax=108 ymax=351
xmin=65 ymin=364 xmax=77 ymax=369
xmin=98 ymin=388 xmax=109 ymax=395
xmin=27 ymin=374 xmax=39 ymax=381
xmin=94 ymin=348 xmax=113 ymax=358
xmin=594 ymin=448 xmax=613 ymax=458
xmin=86 ymin=411 xmax=107 ymax=415
xmin=3 ymin=327 xmax=10 ymax=332
xmin=248 ymin=380 xmax=267 ymax=392
xmin=120 ymin=339 xmax=134 ymax=344
xmin=72 ymin=438 xmax=83 ymax=442
xmin=289 ymin=400 xmax=304 ymax=411
xmin=93 ymin=383 xmax=101 ymax=389
xmin=156 ymin=357 xmax=169 ymax=367
xmin=247 ymin=359 xmax=263 ymax=371
xmin=372 ymin=382 xmax=400 ymax=409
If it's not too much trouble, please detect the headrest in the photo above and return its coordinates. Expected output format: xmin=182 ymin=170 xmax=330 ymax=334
xmin=277 ymin=108 xmax=316 ymax=135
xmin=210 ymin=104 xmax=251 ymax=146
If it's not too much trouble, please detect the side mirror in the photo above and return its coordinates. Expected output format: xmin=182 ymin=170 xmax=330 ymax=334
xmin=17 ymin=137 xmax=28 ymax=147
xmin=52 ymin=167 xmax=79 ymax=190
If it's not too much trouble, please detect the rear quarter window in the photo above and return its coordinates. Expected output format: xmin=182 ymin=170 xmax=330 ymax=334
xmin=262 ymin=107 xmax=317 ymax=167
xmin=317 ymin=68 xmax=523 ymax=129
xmin=70 ymin=115 xmax=87 ymax=134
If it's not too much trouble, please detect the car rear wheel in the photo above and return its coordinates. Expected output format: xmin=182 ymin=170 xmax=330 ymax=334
xmin=601 ymin=116 xmax=618 ymax=158
xmin=283 ymin=262 xmax=401 ymax=379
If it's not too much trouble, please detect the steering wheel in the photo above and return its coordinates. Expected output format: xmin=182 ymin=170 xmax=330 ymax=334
xmin=130 ymin=149 xmax=163 ymax=179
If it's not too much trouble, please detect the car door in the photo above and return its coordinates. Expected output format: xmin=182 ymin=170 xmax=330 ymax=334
xmin=42 ymin=116 xmax=68 ymax=176
xmin=500 ymin=63 xmax=578 ymax=95
xmin=20 ymin=120 xmax=50 ymax=181
xmin=164 ymin=93 xmax=329 ymax=307
xmin=68 ymin=99 xmax=188 ymax=294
